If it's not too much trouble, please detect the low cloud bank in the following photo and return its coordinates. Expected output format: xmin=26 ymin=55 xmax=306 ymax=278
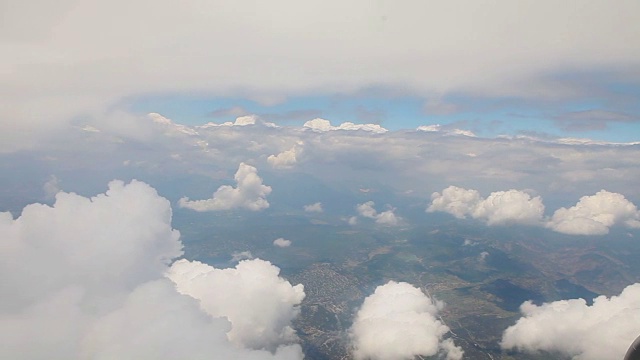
xmin=303 ymin=118 xmax=387 ymax=134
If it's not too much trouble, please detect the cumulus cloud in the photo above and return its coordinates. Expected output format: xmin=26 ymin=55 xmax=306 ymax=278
xmin=473 ymin=190 xmax=545 ymax=226
xmin=273 ymin=238 xmax=292 ymax=248
xmin=303 ymin=119 xmax=387 ymax=134
xmin=501 ymin=283 xmax=640 ymax=360
xmin=356 ymin=201 xmax=400 ymax=226
xmin=167 ymin=259 xmax=305 ymax=350
xmin=0 ymin=180 xmax=304 ymax=359
xmin=179 ymin=163 xmax=272 ymax=211
xmin=428 ymin=186 xmax=545 ymax=225
xmin=268 ymin=144 xmax=302 ymax=169
xmin=200 ymin=115 xmax=259 ymax=128
xmin=427 ymin=186 xmax=481 ymax=219
xmin=547 ymin=190 xmax=640 ymax=235
xmin=303 ymin=202 xmax=323 ymax=213
xmin=350 ymin=281 xmax=463 ymax=360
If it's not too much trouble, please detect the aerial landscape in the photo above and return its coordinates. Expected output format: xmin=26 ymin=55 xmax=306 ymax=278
xmin=1 ymin=1 xmax=640 ymax=359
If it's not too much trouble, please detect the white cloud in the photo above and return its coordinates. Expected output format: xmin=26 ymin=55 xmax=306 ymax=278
xmin=472 ymin=190 xmax=545 ymax=225
xmin=200 ymin=115 xmax=260 ymax=128
xmin=303 ymin=202 xmax=323 ymax=213
xmin=149 ymin=112 xmax=198 ymax=136
xmin=0 ymin=180 xmax=304 ymax=359
xmin=268 ymin=145 xmax=301 ymax=169
xmin=428 ymin=186 xmax=545 ymax=225
xmin=179 ymin=163 xmax=272 ymax=211
xmin=273 ymin=238 xmax=292 ymax=248
xmin=356 ymin=201 xmax=400 ymax=226
xmin=416 ymin=124 xmax=476 ymax=137
xmin=375 ymin=210 xmax=400 ymax=226
xmin=303 ymin=119 xmax=387 ymax=134
xmin=231 ymin=251 xmax=254 ymax=262
xmin=547 ymin=190 xmax=640 ymax=235
xmin=167 ymin=259 xmax=305 ymax=350
xmin=356 ymin=201 xmax=379 ymax=219
xmin=501 ymin=283 xmax=640 ymax=360
xmin=43 ymin=175 xmax=61 ymax=199
xmin=350 ymin=281 xmax=463 ymax=360
xmin=427 ymin=186 xmax=481 ymax=219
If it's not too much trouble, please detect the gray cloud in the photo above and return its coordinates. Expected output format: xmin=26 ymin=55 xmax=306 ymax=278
xmin=3 ymin=1 xmax=639 ymax=151
xmin=553 ymin=109 xmax=639 ymax=131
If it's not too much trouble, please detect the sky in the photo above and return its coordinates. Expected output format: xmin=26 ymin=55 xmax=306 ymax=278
xmin=2 ymin=1 xmax=640 ymax=359
xmin=2 ymin=0 xmax=640 ymax=150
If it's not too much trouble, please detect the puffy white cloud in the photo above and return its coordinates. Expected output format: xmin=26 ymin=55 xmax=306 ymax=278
xmin=167 ymin=259 xmax=305 ymax=350
xmin=200 ymin=115 xmax=260 ymax=128
xmin=428 ymin=186 xmax=545 ymax=225
xmin=472 ymin=190 xmax=545 ymax=225
xmin=179 ymin=163 xmax=272 ymax=211
xmin=273 ymin=238 xmax=292 ymax=248
xmin=429 ymin=186 xmax=640 ymax=234
xmin=0 ymin=180 xmax=304 ymax=359
xmin=303 ymin=119 xmax=387 ymax=134
xmin=350 ymin=281 xmax=462 ymax=360
xmin=375 ymin=210 xmax=400 ymax=226
xmin=268 ymin=145 xmax=301 ymax=169
xmin=501 ymin=283 xmax=640 ymax=360
xmin=428 ymin=186 xmax=481 ymax=219
xmin=547 ymin=190 xmax=640 ymax=235
xmin=356 ymin=201 xmax=379 ymax=219
xmin=303 ymin=202 xmax=323 ymax=213
xmin=355 ymin=201 xmax=400 ymax=226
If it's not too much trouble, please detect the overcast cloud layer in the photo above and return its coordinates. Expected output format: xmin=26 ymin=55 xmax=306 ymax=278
xmin=2 ymin=0 xmax=640 ymax=150
xmin=0 ymin=180 xmax=304 ymax=359
xmin=501 ymin=283 xmax=640 ymax=360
